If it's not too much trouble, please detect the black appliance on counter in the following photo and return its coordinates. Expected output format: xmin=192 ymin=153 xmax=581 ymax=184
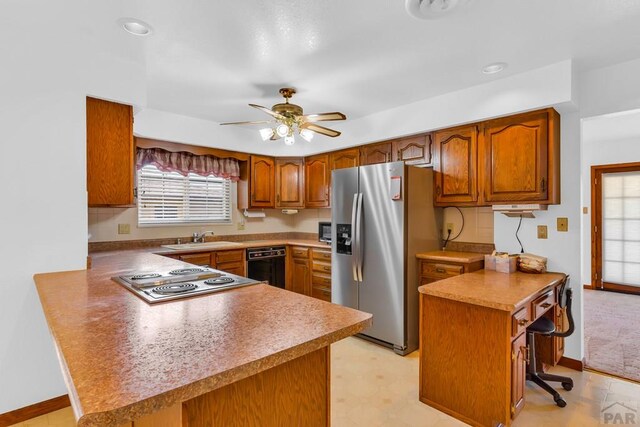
xmin=246 ymin=246 xmax=286 ymax=288
xmin=318 ymin=221 xmax=332 ymax=243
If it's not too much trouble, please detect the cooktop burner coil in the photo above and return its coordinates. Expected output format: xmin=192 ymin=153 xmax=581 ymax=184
xmin=169 ymin=268 xmax=206 ymax=275
xmin=152 ymin=283 xmax=198 ymax=295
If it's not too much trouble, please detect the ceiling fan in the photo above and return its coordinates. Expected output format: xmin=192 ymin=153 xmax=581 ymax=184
xmin=220 ymin=88 xmax=346 ymax=145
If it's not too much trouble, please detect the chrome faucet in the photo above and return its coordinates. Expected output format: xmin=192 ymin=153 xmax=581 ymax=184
xmin=192 ymin=231 xmax=214 ymax=243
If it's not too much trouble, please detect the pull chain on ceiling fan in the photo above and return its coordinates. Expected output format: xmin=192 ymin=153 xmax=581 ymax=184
xmin=220 ymin=88 xmax=346 ymax=145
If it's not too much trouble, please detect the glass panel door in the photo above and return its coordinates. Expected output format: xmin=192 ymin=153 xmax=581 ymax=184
xmin=602 ymin=171 xmax=640 ymax=291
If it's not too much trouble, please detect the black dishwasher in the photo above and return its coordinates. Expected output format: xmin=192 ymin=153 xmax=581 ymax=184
xmin=246 ymin=246 xmax=286 ymax=289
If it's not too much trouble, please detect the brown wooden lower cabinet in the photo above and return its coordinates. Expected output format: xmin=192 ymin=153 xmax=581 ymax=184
xmin=511 ymin=332 xmax=527 ymax=419
xmin=119 ymin=347 xmax=330 ymax=427
xmin=286 ymin=246 xmax=332 ymax=301
xmin=166 ymin=249 xmax=246 ymax=275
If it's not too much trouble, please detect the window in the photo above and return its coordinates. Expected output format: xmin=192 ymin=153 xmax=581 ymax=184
xmin=137 ymin=165 xmax=232 ymax=225
xmin=602 ymin=171 xmax=640 ymax=287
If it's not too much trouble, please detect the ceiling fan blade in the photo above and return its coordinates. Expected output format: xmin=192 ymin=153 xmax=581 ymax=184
xmin=301 ymin=112 xmax=346 ymax=123
xmin=219 ymin=120 xmax=275 ymax=126
xmin=249 ymin=104 xmax=287 ymax=120
xmin=301 ymin=123 xmax=341 ymax=138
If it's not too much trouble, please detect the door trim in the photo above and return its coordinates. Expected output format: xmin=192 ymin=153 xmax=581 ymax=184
xmin=591 ymin=161 xmax=640 ymax=293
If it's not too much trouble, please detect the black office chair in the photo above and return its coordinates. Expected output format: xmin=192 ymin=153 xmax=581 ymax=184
xmin=525 ymin=275 xmax=575 ymax=407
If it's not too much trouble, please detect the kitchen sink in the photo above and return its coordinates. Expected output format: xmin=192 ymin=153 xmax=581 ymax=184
xmin=161 ymin=241 xmax=243 ymax=250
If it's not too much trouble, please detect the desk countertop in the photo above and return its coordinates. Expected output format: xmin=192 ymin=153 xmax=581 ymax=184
xmin=418 ymin=270 xmax=565 ymax=311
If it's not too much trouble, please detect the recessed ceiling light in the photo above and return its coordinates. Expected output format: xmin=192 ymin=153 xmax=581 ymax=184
xmin=117 ymin=18 xmax=153 ymax=36
xmin=482 ymin=62 xmax=507 ymax=74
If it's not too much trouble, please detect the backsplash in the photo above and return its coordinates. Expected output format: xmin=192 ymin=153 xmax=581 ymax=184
xmin=89 ymin=206 xmax=331 ymax=242
xmin=442 ymin=207 xmax=494 ymax=244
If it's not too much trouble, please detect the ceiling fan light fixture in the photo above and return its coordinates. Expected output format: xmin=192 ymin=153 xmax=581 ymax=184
xmin=284 ymin=135 xmax=295 ymax=146
xmin=299 ymin=129 xmax=314 ymax=142
xmin=259 ymin=128 xmax=275 ymax=141
xmin=276 ymin=124 xmax=290 ymax=138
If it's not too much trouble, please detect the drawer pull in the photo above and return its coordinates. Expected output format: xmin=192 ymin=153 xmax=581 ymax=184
xmin=324 ymin=279 xmax=331 ymax=285
xmin=323 ymin=266 xmax=331 ymax=272
xmin=436 ymin=267 xmax=446 ymax=273
xmin=322 ymin=289 xmax=331 ymax=295
xmin=541 ymin=302 xmax=552 ymax=309
xmin=517 ymin=319 xmax=528 ymax=326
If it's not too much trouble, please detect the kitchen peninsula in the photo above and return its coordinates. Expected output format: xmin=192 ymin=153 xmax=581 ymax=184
xmin=418 ymin=270 xmax=566 ymax=427
xmin=34 ymin=251 xmax=372 ymax=426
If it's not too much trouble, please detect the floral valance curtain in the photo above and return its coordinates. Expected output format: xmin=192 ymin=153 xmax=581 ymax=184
xmin=136 ymin=147 xmax=240 ymax=181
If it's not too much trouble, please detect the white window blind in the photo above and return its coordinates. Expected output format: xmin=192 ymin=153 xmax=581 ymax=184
xmin=137 ymin=165 xmax=232 ymax=225
xmin=602 ymin=171 xmax=640 ymax=287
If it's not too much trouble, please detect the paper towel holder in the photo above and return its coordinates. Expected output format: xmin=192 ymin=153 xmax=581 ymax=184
xmin=243 ymin=209 xmax=266 ymax=218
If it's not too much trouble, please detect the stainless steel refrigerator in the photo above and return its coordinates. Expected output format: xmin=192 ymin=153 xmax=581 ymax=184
xmin=331 ymin=162 xmax=441 ymax=355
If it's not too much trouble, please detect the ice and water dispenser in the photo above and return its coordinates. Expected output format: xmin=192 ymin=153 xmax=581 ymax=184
xmin=336 ymin=224 xmax=352 ymax=255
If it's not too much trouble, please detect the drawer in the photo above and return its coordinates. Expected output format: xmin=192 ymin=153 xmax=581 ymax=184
xmin=216 ymin=261 xmax=244 ymax=276
xmin=532 ymin=289 xmax=555 ymax=318
xmin=312 ymin=285 xmax=331 ymax=302
xmin=179 ymin=253 xmax=211 ymax=267
xmin=312 ymin=273 xmax=332 ymax=288
xmin=511 ymin=305 xmax=530 ymax=337
xmin=312 ymin=249 xmax=332 ymax=262
xmin=421 ymin=262 xmax=463 ymax=278
xmin=291 ymin=246 xmax=309 ymax=259
xmin=215 ymin=249 xmax=244 ymax=264
xmin=312 ymin=260 xmax=332 ymax=274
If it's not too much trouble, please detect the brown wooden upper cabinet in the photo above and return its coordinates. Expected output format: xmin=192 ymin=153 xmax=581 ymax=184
xmin=329 ymin=148 xmax=360 ymax=170
xmin=433 ymin=125 xmax=479 ymax=206
xmin=275 ymin=158 xmax=304 ymax=209
xmin=86 ymin=97 xmax=134 ymax=206
xmin=361 ymin=142 xmax=392 ymax=165
xmin=392 ymin=134 xmax=432 ymax=166
xmin=249 ymin=155 xmax=276 ymax=208
xmin=305 ymin=154 xmax=330 ymax=208
xmin=480 ymin=109 xmax=559 ymax=204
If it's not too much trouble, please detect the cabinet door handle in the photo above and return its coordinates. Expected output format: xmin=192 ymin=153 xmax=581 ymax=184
xmin=397 ymin=149 xmax=401 ymax=160
xmin=520 ymin=345 xmax=530 ymax=365
xmin=541 ymin=178 xmax=546 ymax=192
xmin=276 ymin=194 xmax=280 ymax=203
xmin=436 ymin=185 xmax=441 ymax=196
xmin=386 ymin=152 xmax=390 ymax=162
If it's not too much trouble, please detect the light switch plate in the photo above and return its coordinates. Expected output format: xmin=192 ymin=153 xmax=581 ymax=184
xmin=557 ymin=217 xmax=568 ymax=232
xmin=118 ymin=223 xmax=131 ymax=234
xmin=537 ymin=225 xmax=548 ymax=239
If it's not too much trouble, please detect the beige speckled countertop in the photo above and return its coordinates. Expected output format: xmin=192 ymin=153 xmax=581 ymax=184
xmin=415 ymin=250 xmax=485 ymax=263
xmin=418 ymin=270 xmax=565 ymax=311
xmin=34 ymin=250 xmax=371 ymax=426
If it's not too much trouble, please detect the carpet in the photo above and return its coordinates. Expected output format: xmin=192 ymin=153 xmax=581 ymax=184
xmin=584 ymin=289 xmax=640 ymax=382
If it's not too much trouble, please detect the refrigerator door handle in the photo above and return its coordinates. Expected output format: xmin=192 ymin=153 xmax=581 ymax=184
xmin=356 ymin=193 xmax=364 ymax=282
xmin=351 ymin=193 xmax=359 ymax=282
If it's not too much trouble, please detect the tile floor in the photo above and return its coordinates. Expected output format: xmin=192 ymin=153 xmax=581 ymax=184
xmin=10 ymin=337 xmax=640 ymax=426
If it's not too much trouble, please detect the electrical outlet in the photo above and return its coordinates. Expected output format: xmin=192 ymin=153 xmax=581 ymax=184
xmin=537 ymin=225 xmax=548 ymax=239
xmin=446 ymin=223 xmax=455 ymax=234
xmin=237 ymin=222 xmax=245 ymax=231
xmin=557 ymin=217 xmax=568 ymax=232
xmin=118 ymin=223 xmax=130 ymax=235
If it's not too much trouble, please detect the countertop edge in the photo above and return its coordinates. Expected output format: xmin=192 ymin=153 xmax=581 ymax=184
xmin=415 ymin=251 xmax=485 ymax=263
xmin=75 ymin=315 xmax=372 ymax=426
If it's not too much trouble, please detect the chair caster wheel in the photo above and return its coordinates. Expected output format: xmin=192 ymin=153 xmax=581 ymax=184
xmin=555 ymin=396 xmax=567 ymax=407
xmin=562 ymin=382 xmax=573 ymax=391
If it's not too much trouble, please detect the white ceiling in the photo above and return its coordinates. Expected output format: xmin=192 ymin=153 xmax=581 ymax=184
xmin=127 ymin=0 xmax=640 ymax=125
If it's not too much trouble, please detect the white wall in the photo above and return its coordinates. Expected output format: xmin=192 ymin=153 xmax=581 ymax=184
xmin=494 ymin=112 xmax=583 ymax=359
xmin=0 ymin=0 xmax=146 ymax=413
xmin=580 ymin=111 xmax=640 ymax=286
